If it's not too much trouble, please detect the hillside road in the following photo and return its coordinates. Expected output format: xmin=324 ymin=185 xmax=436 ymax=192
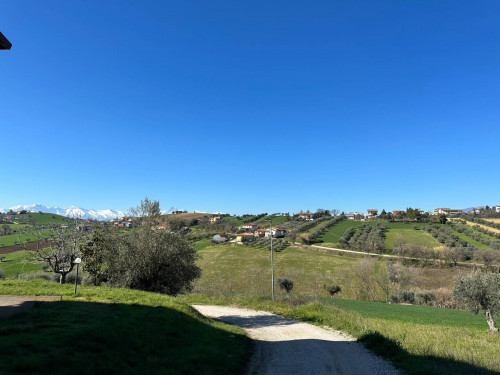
xmin=192 ymin=305 xmax=399 ymax=375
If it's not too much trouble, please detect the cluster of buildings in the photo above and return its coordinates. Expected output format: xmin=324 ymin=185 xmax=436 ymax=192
xmin=235 ymin=223 xmax=286 ymax=242
xmin=110 ymin=216 xmax=140 ymax=228
xmin=346 ymin=208 xmax=426 ymax=220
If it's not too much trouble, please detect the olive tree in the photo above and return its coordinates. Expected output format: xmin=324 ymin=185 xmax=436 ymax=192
xmin=81 ymin=224 xmax=118 ymax=286
xmin=106 ymin=198 xmax=201 ymax=295
xmin=453 ymin=270 xmax=500 ymax=334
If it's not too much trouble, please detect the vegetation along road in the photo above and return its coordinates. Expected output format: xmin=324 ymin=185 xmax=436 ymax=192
xmin=193 ymin=305 xmax=399 ymax=375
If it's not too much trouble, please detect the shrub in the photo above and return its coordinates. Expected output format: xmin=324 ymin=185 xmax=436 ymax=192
xmin=397 ymin=290 xmax=415 ymax=304
xmin=416 ymin=291 xmax=436 ymax=305
xmin=277 ymin=277 xmax=294 ymax=293
xmin=325 ymin=284 xmax=341 ymax=297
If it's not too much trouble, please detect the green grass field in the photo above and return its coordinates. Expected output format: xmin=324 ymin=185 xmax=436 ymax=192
xmin=322 ymin=297 xmax=490 ymax=331
xmin=385 ymin=228 xmax=440 ymax=249
xmin=0 ymin=229 xmax=53 ymax=247
xmin=0 ymin=280 xmax=248 ymax=375
xmin=0 ymin=251 xmax=43 ymax=278
xmin=194 ymin=244 xmax=457 ymax=299
xmin=318 ymin=220 xmax=440 ymax=250
xmin=29 ymin=212 xmax=73 ymax=225
xmin=195 ymin=244 xmax=358 ymax=296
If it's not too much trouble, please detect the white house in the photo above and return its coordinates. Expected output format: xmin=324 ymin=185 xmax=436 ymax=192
xmin=433 ymin=208 xmax=463 ymax=215
xmin=297 ymin=211 xmax=314 ymax=221
xmin=238 ymin=223 xmax=258 ymax=232
xmin=264 ymin=227 xmax=286 ymax=238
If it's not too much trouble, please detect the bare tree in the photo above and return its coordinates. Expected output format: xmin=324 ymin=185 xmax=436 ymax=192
xmin=29 ymin=222 xmax=89 ymax=284
xmin=331 ymin=209 xmax=340 ymax=217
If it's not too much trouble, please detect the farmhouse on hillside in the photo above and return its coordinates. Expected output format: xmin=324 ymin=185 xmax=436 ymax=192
xmin=433 ymin=208 xmax=463 ymax=215
xmin=346 ymin=212 xmax=364 ymax=220
xmin=367 ymin=209 xmax=378 ymax=217
xmin=297 ymin=211 xmax=314 ymax=221
xmin=265 ymin=226 xmax=286 ymax=238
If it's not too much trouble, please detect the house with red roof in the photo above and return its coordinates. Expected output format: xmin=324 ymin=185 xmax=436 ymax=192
xmin=297 ymin=211 xmax=314 ymax=221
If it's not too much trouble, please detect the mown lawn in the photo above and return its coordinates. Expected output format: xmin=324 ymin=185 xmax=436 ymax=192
xmin=0 ymin=280 xmax=249 ymax=375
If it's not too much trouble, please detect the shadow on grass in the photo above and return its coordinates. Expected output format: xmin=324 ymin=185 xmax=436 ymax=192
xmin=0 ymin=300 xmax=36 ymax=319
xmin=360 ymin=332 xmax=498 ymax=375
xmin=0 ymin=300 xmax=248 ymax=375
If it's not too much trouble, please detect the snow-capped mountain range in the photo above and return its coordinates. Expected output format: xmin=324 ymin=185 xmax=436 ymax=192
xmin=0 ymin=204 xmax=227 ymax=220
xmin=0 ymin=204 xmax=126 ymax=221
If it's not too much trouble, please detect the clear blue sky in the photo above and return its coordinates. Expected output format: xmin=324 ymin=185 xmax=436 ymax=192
xmin=1 ymin=1 xmax=499 ymax=214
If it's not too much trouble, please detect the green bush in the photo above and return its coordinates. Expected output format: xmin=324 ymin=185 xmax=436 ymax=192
xmin=397 ymin=290 xmax=415 ymax=304
xmin=277 ymin=277 xmax=294 ymax=293
xmin=416 ymin=291 xmax=436 ymax=305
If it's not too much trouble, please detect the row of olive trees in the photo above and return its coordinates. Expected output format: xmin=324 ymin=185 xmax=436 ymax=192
xmin=339 ymin=224 xmax=386 ymax=253
xmin=448 ymin=222 xmax=500 ymax=248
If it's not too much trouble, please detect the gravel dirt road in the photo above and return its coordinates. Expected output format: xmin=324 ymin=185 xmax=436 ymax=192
xmin=193 ymin=305 xmax=399 ymax=375
xmin=0 ymin=295 xmax=60 ymax=319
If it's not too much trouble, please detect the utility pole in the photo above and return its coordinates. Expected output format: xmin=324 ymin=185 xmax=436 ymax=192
xmin=270 ymin=216 xmax=275 ymax=301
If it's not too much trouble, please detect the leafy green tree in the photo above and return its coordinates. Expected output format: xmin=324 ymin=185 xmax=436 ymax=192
xmin=107 ymin=198 xmax=201 ymax=295
xmin=453 ymin=270 xmax=500 ymax=334
xmin=81 ymin=225 xmax=117 ymax=286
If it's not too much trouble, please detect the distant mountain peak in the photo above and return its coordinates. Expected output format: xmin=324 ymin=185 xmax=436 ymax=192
xmin=0 ymin=203 xmax=126 ymax=221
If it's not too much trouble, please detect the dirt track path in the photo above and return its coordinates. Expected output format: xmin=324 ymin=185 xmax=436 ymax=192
xmin=192 ymin=305 xmax=399 ymax=375
xmin=0 ymin=295 xmax=60 ymax=319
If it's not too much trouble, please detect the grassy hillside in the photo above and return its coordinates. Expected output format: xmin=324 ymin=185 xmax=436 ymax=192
xmin=194 ymin=244 xmax=457 ymax=298
xmin=0 ymin=229 xmax=54 ymax=247
xmin=0 ymin=280 xmax=248 ymax=375
xmin=195 ymin=244 xmax=356 ymax=296
xmin=29 ymin=212 xmax=72 ymax=225
xmin=317 ymin=220 xmax=440 ymax=250
xmin=385 ymin=228 xmax=439 ymax=249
